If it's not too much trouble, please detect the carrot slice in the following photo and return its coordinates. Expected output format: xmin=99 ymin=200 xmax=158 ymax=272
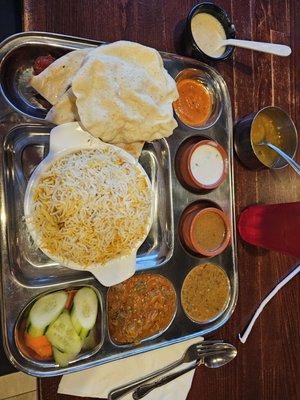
xmin=24 ymin=332 xmax=53 ymax=359
xmin=65 ymin=290 xmax=77 ymax=310
xmin=16 ymin=330 xmax=35 ymax=360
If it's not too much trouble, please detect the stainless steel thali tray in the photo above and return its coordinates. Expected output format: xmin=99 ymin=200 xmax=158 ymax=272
xmin=0 ymin=32 xmax=238 ymax=377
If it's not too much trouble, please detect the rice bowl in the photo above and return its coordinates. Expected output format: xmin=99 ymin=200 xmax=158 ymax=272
xmin=24 ymin=144 xmax=153 ymax=272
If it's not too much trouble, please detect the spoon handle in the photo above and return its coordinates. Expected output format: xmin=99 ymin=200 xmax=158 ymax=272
xmin=223 ymin=39 xmax=291 ymax=57
xmin=132 ymin=361 xmax=200 ymax=399
xmin=266 ymin=143 xmax=300 ymax=175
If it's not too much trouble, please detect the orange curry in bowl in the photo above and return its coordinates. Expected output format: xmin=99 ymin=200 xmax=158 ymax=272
xmin=107 ymin=274 xmax=177 ymax=344
xmin=173 ymin=78 xmax=212 ymax=126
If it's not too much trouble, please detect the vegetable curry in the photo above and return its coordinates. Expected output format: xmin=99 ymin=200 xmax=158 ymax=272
xmin=108 ymin=274 xmax=176 ymax=344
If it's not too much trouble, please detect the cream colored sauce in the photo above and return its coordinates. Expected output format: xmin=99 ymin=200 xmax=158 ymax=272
xmin=191 ymin=13 xmax=226 ymax=58
xmin=190 ymin=144 xmax=224 ymax=186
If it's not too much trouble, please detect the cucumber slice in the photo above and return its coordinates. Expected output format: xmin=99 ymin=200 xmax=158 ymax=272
xmin=81 ymin=326 xmax=97 ymax=352
xmin=52 ymin=347 xmax=77 ymax=367
xmin=71 ymin=288 xmax=98 ymax=339
xmin=28 ymin=291 xmax=68 ymax=337
xmin=46 ymin=310 xmax=82 ymax=355
xmin=27 ymin=324 xmax=45 ymax=337
xmin=79 ymin=327 xmax=90 ymax=340
xmin=70 ymin=311 xmax=82 ymax=335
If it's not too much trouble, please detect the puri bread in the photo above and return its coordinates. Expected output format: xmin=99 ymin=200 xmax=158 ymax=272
xmin=45 ymin=88 xmax=79 ymax=124
xmin=46 ymin=93 xmax=144 ymax=159
xmin=72 ymin=41 xmax=178 ymax=143
xmin=46 ymin=91 xmax=145 ymax=158
xmin=31 ymin=49 xmax=90 ymax=105
xmin=114 ymin=141 xmax=145 ymax=159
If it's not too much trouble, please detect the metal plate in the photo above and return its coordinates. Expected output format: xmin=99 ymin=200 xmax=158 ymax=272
xmin=0 ymin=32 xmax=238 ymax=377
xmin=2 ymin=125 xmax=173 ymax=287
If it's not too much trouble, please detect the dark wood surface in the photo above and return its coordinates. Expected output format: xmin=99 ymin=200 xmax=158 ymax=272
xmin=22 ymin=1 xmax=299 ymax=399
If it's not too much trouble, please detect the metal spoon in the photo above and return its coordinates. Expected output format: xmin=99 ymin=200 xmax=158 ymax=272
xmin=258 ymin=141 xmax=300 ymax=175
xmin=217 ymin=39 xmax=291 ymax=57
xmin=108 ymin=340 xmax=228 ymax=400
xmin=132 ymin=344 xmax=237 ymax=399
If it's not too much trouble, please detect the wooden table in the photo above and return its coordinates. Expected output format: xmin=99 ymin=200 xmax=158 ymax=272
xmin=23 ymin=1 xmax=299 ymax=399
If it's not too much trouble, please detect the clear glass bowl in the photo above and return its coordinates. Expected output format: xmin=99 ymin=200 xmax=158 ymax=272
xmin=174 ymin=68 xmax=222 ymax=130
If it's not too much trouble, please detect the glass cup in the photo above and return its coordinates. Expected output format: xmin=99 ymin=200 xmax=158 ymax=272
xmin=238 ymin=202 xmax=300 ymax=259
xmin=174 ymin=68 xmax=222 ymax=130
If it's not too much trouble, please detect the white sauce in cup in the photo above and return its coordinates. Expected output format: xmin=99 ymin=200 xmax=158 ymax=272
xmin=191 ymin=13 xmax=226 ymax=58
xmin=190 ymin=144 xmax=224 ymax=186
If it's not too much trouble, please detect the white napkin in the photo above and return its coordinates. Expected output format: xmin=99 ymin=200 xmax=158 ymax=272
xmin=58 ymin=337 xmax=203 ymax=399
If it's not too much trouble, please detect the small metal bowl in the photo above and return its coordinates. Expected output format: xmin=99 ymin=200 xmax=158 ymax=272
xmin=106 ymin=273 xmax=177 ymax=347
xmin=182 ymin=2 xmax=236 ymax=63
xmin=181 ymin=263 xmax=231 ymax=325
xmin=234 ymin=106 xmax=298 ymax=170
xmin=14 ymin=284 xmax=104 ymax=369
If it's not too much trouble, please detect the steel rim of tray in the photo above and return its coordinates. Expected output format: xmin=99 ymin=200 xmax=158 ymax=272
xmin=0 ymin=32 xmax=238 ymax=377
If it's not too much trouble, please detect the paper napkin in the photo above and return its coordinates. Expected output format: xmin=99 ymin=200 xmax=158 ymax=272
xmin=58 ymin=337 xmax=203 ymax=399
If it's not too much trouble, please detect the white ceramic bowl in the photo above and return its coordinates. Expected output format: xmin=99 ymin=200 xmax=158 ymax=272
xmin=24 ymin=122 xmax=153 ymax=287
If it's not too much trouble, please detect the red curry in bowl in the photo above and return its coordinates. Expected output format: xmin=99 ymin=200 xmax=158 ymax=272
xmin=107 ymin=274 xmax=177 ymax=344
